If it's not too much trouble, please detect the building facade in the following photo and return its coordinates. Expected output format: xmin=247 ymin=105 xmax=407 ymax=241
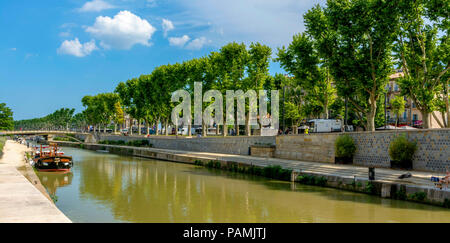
xmin=386 ymin=71 xmax=446 ymax=128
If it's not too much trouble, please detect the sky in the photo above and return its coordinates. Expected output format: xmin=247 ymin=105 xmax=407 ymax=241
xmin=0 ymin=0 xmax=325 ymax=120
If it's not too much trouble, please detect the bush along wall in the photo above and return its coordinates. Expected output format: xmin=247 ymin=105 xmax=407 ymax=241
xmin=388 ymin=135 xmax=417 ymax=170
xmin=334 ymin=134 xmax=356 ymax=164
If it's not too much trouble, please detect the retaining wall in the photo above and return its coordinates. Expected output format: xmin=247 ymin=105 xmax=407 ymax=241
xmin=80 ymin=134 xmax=276 ymax=156
xmin=275 ymin=129 xmax=450 ymax=172
xmin=75 ymin=128 xmax=450 ymax=172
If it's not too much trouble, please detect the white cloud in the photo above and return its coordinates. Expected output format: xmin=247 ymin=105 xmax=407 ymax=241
xmin=86 ymin=11 xmax=156 ymax=50
xmin=57 ymin=38 xmax=98 ymax=57
xmin=162 ymin=19 xmax=174 ymax=37
xmin=79 ymin=0 xmax=115 ymax=12
xmin=10 ymin=48 xmax=17 ymax=51
xmin=186 ymin=37 xmax=210 ymax=50
xmin=169 ymin=35 xmax=190 ymax=47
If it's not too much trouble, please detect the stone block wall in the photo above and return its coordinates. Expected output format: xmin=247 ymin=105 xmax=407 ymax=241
xmin=275 ymin=133 xmax=339 ymax=163
xmin=348 ymin=129 xmax=450 ymax=172
xmin=96 ymin=135 xmax=276 ymax=156
xmin=275 ymin=129 xmax=450 ymax=172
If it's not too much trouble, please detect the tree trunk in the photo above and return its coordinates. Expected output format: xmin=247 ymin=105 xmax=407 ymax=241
xmin=431 ymin=112 xmax=444 ymax=128
xmin=146 ymin=120 xmax=150 ymax=136
xmin=223 ymin=124 xmax=228 ymax=137
xmin=156 ymin=118 xmax=160 ymax=135
xmin=114 ymin=123 xmax=117 ymax=134
xmin=188 ymin=124 xmax=192 ymax=137
xmin=130 ymin=118 xmax=133 ymax=135
xmin=445 ymin=94 xmax=450 ymax=128
xmin=245 ymin=113 xmax=250 ymax=136
xmin=164 ymin=120 xmax=169 ymax=136
xmin=202 ymin=120 xmax=207 ymax=137
xmin=366 ymin=96 xmax=377 ymax=132
xmin=421 ymin=110 xmax=430 ymax=129
xmin=138 ymin=119 xmax=142 ymax=135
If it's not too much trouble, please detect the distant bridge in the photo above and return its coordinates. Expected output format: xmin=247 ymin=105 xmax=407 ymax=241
xmin=0 ymin=130 xmax=90 ymax=142
xmin=0 ymin=130 xmax=88 ymax=136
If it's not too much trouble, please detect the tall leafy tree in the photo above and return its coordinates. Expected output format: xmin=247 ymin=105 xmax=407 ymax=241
xmin=395 ymin=0 xmax=449 ymax=128
xmin=0 ymin=103 xmax=14 ymax=131
xmin=306 ymin=0 xmax=401 ymax=131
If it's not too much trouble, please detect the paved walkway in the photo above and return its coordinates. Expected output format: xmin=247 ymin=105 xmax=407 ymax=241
xmin=139 ymin=146 xmax=448 ymax=189
xmin=0 ymin=140 xmax=71 ymax=223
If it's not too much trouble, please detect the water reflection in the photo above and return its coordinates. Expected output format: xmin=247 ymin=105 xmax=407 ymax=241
xmin=37 ymin=147 xmax=450 ymax=223
xmin=38 ymin=172 xmax=73 ymax=198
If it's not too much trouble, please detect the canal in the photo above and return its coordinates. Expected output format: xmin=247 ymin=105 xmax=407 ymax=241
xmin=37 ymin=146 xmax=450 ymax=223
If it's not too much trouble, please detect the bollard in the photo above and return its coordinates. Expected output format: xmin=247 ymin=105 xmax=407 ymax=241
xmin=369 ymin=167 xmax=375 ymax=180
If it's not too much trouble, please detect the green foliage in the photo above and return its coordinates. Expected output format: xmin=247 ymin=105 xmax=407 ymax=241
xmin=394 ymin=0 xmax=449 ymax=128
xmin=394 ymin=186 xmax=407 ymax=200
xmin=262 ymin=165 xmax=292 ymax=181
xmin=297 ymin=174 xmax=328 ymax=186
xmin=14 ymin=108 xmax=75 ymax=131
xmin=335 ymin=135 xmax=356 ymax=158
xmin=408 ymin=191 xmax=427 ymax=202
xmin=388 ymin=135 xmax=417 ymax=168
xmin=365 ymin=181 xmax=376 ymax=194
xmin=444 ymin=199 xmax=450 ymax=208
xmin=206 ymin=160 xmax=222 ymax=169
xmin=194 ymin=160 xmax=204 ymax=166
xmin=0 ymin=103 xmax=14 ymax=131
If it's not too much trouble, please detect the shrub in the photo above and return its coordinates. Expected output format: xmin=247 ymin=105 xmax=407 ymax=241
xmin=297 ymin=174 xmax=327 ymax=186
xmin=394 ymin=186 xmax=407 ymax=200
xmin=365 ymin=181 xmax=376 ymax=194
xmin=335 ymin=135 xmax=356 ymax=158
xmin=408 ymin=191 xmax=426 ymax=201
xmin=263 ymin=165 xmax=292 ymax=181
xmin=389 ymin=135 xmax=417 ymax=168
xmin=444 ymin=199 xmax=450 ymax=208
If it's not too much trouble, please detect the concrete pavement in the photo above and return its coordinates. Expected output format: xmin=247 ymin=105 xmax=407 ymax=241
xmin=0 ymin=140 xmax=71 ymax=223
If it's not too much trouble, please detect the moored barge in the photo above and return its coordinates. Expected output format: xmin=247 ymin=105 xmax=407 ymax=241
xmin=33 ymin=143 xmax=73 ymax=172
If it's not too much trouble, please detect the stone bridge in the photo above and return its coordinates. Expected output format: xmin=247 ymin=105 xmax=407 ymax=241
xmin=0 ymin=130 xmax=90 ymax=142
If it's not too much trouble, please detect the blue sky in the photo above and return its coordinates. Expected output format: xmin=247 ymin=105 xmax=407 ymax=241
xmin=1 ymin=0 xmax=324 ymax=120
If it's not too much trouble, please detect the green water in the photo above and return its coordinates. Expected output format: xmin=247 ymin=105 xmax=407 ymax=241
xmin=36 ymin=146 xmax=450 ymax=223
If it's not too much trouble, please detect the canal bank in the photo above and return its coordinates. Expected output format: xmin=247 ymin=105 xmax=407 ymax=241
xmin=53 ymin=141 xmax=450 ymax=209
xmin=0 ymin=140 xmax=71 ymax=223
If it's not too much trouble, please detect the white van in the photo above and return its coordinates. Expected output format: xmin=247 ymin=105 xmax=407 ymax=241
xmin=308 ymin=119 xmax=343 ymax=133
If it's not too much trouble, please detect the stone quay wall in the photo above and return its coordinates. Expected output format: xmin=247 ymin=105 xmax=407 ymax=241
xmin=348 ymin=129 xmax=450 ymax=172
xmin=275 ymin=129 xmax=450 ymax=172
xmin=75 ymin=128 xmax=450 ymax=172
xmin=77 ymin=134 xmax=276 ymax=156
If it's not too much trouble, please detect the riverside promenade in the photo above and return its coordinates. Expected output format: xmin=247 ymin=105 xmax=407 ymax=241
xmin=0 ymin=140 xmax=71 ymax=223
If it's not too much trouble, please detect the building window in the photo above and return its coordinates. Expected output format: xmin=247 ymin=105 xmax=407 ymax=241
xmin=394 ymin=84 xmax=399 ymax=91
xmin=413 ymin=114 xmax=418 ymax=121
